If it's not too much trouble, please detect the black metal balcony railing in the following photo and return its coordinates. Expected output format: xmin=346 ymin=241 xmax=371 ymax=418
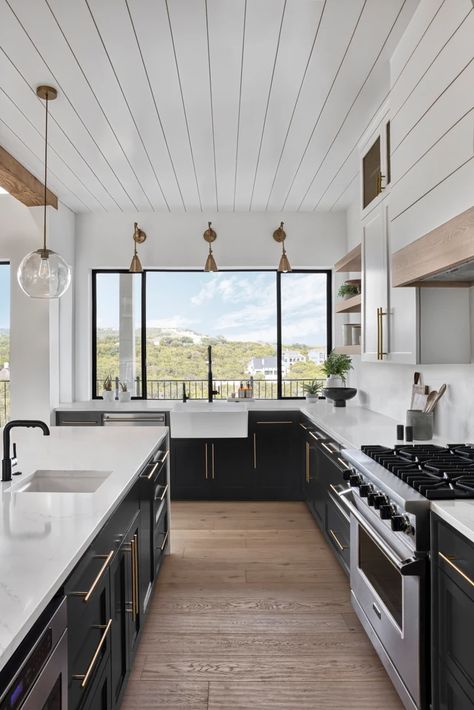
xmin=0 ymin=380 xmax=9 ymax=425
xmin=96 ymin=377 xmax=324 ymax=400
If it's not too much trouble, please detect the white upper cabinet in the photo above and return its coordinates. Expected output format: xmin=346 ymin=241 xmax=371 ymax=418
xmin=362 ymin=205 xmax=388 ymax=362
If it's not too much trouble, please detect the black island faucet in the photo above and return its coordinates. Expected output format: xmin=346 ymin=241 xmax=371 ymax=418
xmin=2 ymin=420 xmax=50 ymax=482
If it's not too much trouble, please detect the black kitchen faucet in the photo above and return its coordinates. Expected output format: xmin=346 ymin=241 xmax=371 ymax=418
xmin=2 ymin=420 xmax=50 ymax=482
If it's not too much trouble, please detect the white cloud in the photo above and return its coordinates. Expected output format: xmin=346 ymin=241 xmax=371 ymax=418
xmin=147 ymin=315 xmax=197 ymax=329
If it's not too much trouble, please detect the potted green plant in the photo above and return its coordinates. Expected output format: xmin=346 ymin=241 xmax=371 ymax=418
xmin=102 ymin=374 xmax=114 ymax=402
xmin=119 ymin=381 xmax=131 ymax=403
xmin=302 ymin=380 xmax=323 ymax=402
xmin=322 ymin=352 xmax=353 ymax=387
xmin=337 ymin=282 xmax=359 ymax=300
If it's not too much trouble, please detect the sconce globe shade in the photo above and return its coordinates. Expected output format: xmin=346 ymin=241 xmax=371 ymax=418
xmin=17 ymin=248 xmax=72 ymax=299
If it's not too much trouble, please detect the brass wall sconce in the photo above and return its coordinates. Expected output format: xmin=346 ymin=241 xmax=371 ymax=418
xmin=129 ymin=222 xmax=147 ymax=273
xmin=203 ymin=222 xmax=218 ymax=272
xmin=273 ymin=222 xmax=292 ymax=272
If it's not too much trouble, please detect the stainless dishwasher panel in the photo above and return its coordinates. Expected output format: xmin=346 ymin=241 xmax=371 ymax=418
xmin=103 ymin=412 xmax=167 ymax=426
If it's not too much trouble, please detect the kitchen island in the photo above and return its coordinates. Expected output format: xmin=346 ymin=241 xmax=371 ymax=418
xmin=0 ymin=425 xmax=168 ymax=672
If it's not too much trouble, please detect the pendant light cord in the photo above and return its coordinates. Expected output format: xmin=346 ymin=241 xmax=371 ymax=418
xmin=43 ymin=91 xmax=49 ymax=253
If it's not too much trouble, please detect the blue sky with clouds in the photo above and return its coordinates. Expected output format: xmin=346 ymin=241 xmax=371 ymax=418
xmin=98 ymin=270 xmax=328 ymax=346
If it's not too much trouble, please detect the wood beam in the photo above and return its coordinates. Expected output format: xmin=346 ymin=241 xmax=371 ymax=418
xmin=0 ymin=146 xmax=58 ymax=209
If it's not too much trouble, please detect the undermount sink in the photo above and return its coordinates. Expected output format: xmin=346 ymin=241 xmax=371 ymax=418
xmin=171 ymin=402 xmax=248 ymax=438
xmin=15 ymin=469 xmax=112 ymax=493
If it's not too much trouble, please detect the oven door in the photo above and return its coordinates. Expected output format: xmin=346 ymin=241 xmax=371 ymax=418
xmin=338 ymin=489 xmax=426 ymax=710
xmin=22 ymin=630 xmax=68 ymax=710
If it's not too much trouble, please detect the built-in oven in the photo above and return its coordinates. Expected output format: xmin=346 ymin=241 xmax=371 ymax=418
xmin=0 ymin=596 xmax=68 ymax=710
xmin=336 ymin=487 xmax=428 ymax=710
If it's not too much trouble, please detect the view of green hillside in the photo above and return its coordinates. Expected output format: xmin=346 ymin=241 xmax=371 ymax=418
xmin=96 ymin=328 xmax=325 ymax=396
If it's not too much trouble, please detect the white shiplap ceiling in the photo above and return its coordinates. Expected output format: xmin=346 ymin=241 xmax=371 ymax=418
xmin=0 ymin=0 xmax=418 ymax=213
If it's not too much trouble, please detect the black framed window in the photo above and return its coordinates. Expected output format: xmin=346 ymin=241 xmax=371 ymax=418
xmin=92 ymin=269 xmax=331 ymax=400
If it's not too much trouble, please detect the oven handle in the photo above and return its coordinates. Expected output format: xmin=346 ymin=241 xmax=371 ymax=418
xmin=333 ymin=484 xmax=425 ymax=577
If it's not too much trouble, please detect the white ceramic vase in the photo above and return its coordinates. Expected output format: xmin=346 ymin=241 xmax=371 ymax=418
xmin=102 ymin=390 xmax=114 ymax=402
xmin=119 ymin=391 xmax=131 ymax=403
xmin=326 ymin=375 xmax=344 ymax=388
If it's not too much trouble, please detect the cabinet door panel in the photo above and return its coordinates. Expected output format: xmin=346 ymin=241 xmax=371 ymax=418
xmin=362 ymin=205 xmax=389 ymax=361
xmin=252 ymin=418 xmax=300 ymax=499
xmin=171 ymin=439 xmax=210 ymax=499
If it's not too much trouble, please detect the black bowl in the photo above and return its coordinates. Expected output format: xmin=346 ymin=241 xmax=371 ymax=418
xmin=322 ymin=387 xmax=357 ymax=407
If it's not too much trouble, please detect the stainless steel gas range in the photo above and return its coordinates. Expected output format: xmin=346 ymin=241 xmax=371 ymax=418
xmin=335 ymin=443 xmax=474 ymax=710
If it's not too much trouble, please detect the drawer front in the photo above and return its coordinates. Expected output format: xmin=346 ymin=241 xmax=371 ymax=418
xmin=250 ymin=411 xmax=299 ymax=427
xmin=56 ymin=411 xmax=103 ymax=426
xmin=153 ymin=504 xmax=169 ymax=575
xmin=326 ymin=495 xmax=350 ymax=570
xmin=81 ymin=655 xmax=112 ymax=710
xmin=436 ymin=519 xmax=474 ymax=600
xmin=438 ymin=667 xmax=474 ymax=710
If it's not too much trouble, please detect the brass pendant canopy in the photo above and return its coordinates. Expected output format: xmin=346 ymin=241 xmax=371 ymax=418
xmin=203 ymin=222 xmax=218 ymax=271
xmin=273 ymin=222 xmax=292 ymax=272
xmin=129 ymin=222 xmax=146 ymax=272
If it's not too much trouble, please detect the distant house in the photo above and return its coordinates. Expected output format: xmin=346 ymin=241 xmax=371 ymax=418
xmin=247 ymin=357 xmax=279 ymax=379
xmin=0 ymin=362 xmax=10 ymax=380
xmin=307 ymin=348 xmax=326 ymax=364
xmin=282 ymin=350 xmax=305 ymax=369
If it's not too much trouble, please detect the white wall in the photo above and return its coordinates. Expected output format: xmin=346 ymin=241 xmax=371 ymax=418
xmin=346 ymin=0 xmax=474 ymax=440
xmin=74 ymin=210 xmax=347 ymax=400
xmin=0 ymin=194 xmax=75 ymax=421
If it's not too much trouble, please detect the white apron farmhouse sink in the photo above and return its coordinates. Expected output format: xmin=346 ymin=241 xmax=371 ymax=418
xmin=170 ymin=402 xmax=248 ymax=438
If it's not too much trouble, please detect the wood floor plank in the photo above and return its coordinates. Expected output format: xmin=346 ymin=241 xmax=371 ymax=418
xmin=208 ymin=681 xmax=403 ymax=709
xmin=121 ymin=501 xmax=403 ymax=710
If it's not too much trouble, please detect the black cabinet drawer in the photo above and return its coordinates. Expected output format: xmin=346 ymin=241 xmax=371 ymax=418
xmin=438 ymin=666 xmax=474 ymax=710
xmin=56 ymin=411 xmax=103 ymax=426
xmin=326 ymin=494 xmax=350 ymax=572
xmin=80 ymin=654 xmax=113 ymax=710
xmin=436 ymin=520 xmax=474 ymax=600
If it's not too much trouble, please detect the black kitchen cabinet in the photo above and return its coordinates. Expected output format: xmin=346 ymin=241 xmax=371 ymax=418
xmin=56 ymin=410 xmax=103 ymax=426
xmin=81 ymin=654 xmax=112 ymax=710
xmin=171 ymin=437 xmax=250 ymax=499
xmin=432 ymin=515 xmax=474 ymax=709
xmin=249 ymin=411 xmax=301 ymax=500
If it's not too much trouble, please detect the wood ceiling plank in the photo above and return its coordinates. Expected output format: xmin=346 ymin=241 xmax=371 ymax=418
xmin=248 ymin=0 xmax=325 ymax=211
xmin=265 ymin=0 xmax=365 ymax=211
xmin=284 ymin=0 xmax=405 ymax=211
xmin=206 ymin=0 xmax=246 ymax=211
xmin=87 ymin=0 xmax=186 ymax=211
xmin=2 ymin=0 xmax=138 ymax=211
xmin=233 ymin=0 xmax=286 ymax=210
xmin=165 ymin=0 xmax=217 ymax=211
xmin=126 ymin=0 xmax=202 ymax=211
xmin=0 ymin=144 xmax=57 ymax=208
xmin=44 ymin=0 xmax=168 ymax=210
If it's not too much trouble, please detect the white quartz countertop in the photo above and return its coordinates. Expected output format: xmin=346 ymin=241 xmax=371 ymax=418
xmin=431 ymin=501 xmax=474 ymax=544
xmin=0 ymin=425 xmax=167 ymax=672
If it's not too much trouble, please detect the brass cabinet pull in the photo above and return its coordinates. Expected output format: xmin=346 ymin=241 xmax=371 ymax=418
xmin=146 ymin=451 xmax=169 ymax=479
xmin=158 ymin=484 xmax=169 ymax=502
xmin=130 ymin=536 xmax=137 ymax=620
xmin=321 ymin=442 xmax=334 ymax=455
xmin=70 ymin=551 xmax=114 ymax=602
xmin=305 ymin=441 xmax=310 ymax=483
xmin=133 ymin=533 xmax=139 ymax=617
xmin=299 ymin=422 xmax=308 ymax=430
xmin=377 ymin=307 xmax=388 ymax=360
xmin=256 ymin=420 xmax=293 ymax=425
xmin=439 ymin=552 xmax=474 ymax=588
xmin=204 ymin=443 xmax=208 ymax=480
xmin=376 ymin=171 xmax=385 ymax=194
xmin=211 ymin=443 xmax=215 ymax=479
xmin=309 ymin=431 xmax=320 ymax=442
xmin=73 ymin=618 xmax=112 ymax=688
xmin=337 ymin=457 xmax=351 ymax=470
xmin=160 ymin=530 xmax=169 ymax=551
xmin=253 ymin=433 xmax=257 ymax=469
xmin=329 ymin=529 xmax=348 ymax=552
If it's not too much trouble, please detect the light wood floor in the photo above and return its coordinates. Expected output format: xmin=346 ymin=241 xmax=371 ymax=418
xmin=122 ymin=502 xmax=403 ymax=709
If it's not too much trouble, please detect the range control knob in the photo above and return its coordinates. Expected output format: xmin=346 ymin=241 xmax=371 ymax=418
xmin=374 ymin=494 xmax=389 ymax=509
xmin=342 ymin=469 xmax=353 ymax=481
xmin=391 ymin=514 xmax=410 ymax=532
xmin=379 ymin=504 xmax=396 ymax=520
xmin=367 ymin=491 xmax=379 ymax=506
xmin=359 ymin=483 xmax=373 ymax=498
xmin=349 ymin=473 xmax=362 ymax=487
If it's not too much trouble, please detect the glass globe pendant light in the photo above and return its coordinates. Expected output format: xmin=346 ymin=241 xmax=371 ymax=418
xmin=17 ymin=86 xmax=71 ymax=299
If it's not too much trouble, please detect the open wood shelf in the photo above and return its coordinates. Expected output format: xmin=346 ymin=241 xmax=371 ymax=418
xmin=335 ymin=294 xmax=361 ymax=313
xmin=333 ymin=345 xmax=361 ymax=355
xmin=334 ymin=243 xmax=361 ymax=273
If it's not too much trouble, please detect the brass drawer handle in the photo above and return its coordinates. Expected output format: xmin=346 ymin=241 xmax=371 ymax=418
xmin=439 ymin=552 xmax=474 ymax=588
xmin=253 ymin=433 xmax=257 ymax=469
xmin=133 ymin=534 xmax=139 ymax=617
xmin=256 ymin=420 xmax=293 ymax=424
xmin=299 ymin=422 xmax=308 ymax=430
xmin=70 ymin=551 xmax=114 ymax=602
xmin=145 ymin=451 xmax=169 ymax=479
xmin=211 ymin=443 xmax=215 ymax=479
xmin=329 ymin=529 xmax=348 ymax=552
xmin=305 ymin=441 xmax=310 ymax=483
xmin=321 ymin=442 xmax=333 ymax=455
xmin=160 ymin=530 xmax=169 ymax=551
xmin=73 ymin=618 xmax=112 ymax=688
xmin=158 ymin=483 xmax=169 ymax=502
xmin=337 ymin=457 xmax=351 ymax=470
xmin=204 ymin=443 xmax=208 ymax=479
xmin=130 ymin=536 xmax=137 ymax=620
xmin=309 ymin=431 xmax=320 ymax=442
